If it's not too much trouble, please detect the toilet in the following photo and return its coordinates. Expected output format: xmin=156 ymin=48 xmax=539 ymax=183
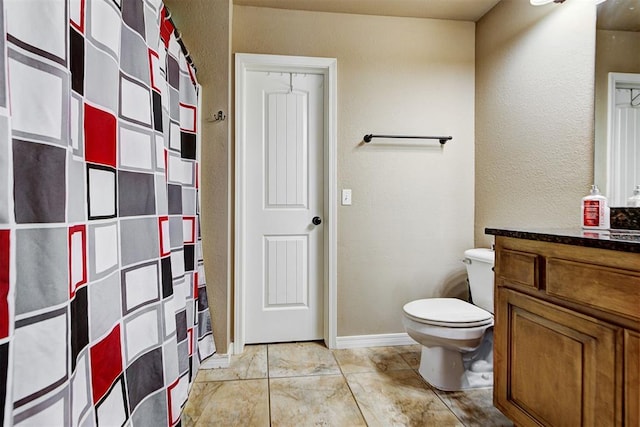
xmin=402 ymin=248 xmax=495 ymax=391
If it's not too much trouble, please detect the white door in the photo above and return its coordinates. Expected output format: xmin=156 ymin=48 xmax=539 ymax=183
xmin=244 ymin=70 xmax=324 ymax=344
xmin=607 ymin=73 xmax=640 ymax=206
xmin=610 ymin=87 xmax=640 ymax=205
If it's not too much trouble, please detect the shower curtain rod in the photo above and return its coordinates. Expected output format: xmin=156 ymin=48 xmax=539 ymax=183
xmin=165 ymin=7 xmax=197 ymax=73
xmin=363 ymin=134 xmax=453 ymax=144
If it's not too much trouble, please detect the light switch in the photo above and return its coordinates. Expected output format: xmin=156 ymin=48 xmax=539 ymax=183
xmin=342 ymin=189 xmax=352 ymax=206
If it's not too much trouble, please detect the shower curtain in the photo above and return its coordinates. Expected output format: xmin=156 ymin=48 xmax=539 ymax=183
xmin=0 ymin=0 xmax=216 ymax=425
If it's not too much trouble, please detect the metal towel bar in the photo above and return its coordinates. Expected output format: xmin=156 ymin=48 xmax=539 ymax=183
xmin=363 ymin=134 xmax=453 ymax=144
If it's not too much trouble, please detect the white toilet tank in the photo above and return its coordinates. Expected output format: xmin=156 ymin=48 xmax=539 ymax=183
xmin=464 ymin=248 xmax=495 ymax=314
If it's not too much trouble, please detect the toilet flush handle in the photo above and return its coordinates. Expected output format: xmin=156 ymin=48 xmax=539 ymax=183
xmin=461 ymin=258 xmax=472 ymax=265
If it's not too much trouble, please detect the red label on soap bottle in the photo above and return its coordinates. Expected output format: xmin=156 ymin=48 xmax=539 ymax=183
xmin=583 ymin=199 xmax=600 ymax=226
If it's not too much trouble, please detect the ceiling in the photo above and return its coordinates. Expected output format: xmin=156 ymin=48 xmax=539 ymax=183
xmin=233 ymin=0 xmax=640 ymax=30
xmin=597 ymin=0 xmax=640 ymax=32
xmin=233 ymin=0 xmax=502 ymax=22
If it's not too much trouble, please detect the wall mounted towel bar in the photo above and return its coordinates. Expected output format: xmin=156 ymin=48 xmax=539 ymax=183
xmin=363 ymin=134 xmax=453 ymax=144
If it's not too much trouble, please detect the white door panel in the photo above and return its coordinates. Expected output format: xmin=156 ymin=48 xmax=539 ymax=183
xmin=266 ymin=91 xmax=308 ymax=208
xmin=245 ymin=71 xmax=324 ymax=343
xmin=265 ymin=236 xmax=307 ymax=306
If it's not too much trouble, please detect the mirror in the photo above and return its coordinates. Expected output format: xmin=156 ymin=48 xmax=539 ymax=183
xmin=594 ymin=0 xmax=640 ymax=206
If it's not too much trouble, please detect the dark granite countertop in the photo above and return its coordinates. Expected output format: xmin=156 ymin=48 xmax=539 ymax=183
xmin=485 ymin=227 xmax=640 ymax=254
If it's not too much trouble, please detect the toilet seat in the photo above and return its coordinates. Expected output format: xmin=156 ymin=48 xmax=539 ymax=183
xmin=403 ymin=298 xmax=493 ymax=328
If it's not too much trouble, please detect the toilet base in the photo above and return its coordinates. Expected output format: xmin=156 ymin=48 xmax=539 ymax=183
xmin=417 ymin=329 xmax=494 ymax=391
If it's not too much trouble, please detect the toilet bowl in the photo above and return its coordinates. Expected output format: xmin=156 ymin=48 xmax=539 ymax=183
xmin=402 ymin=248 xmax=495 ymax=391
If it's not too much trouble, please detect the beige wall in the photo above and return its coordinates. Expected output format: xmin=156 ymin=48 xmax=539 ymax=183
xmin=233 ymin=6 xmax=476 ymax=337
xmin=475 ymin=0 xmax=596 ymax=247
xmin=163 ymin=0 xmax=233 ymax=353
xmin=167 ymin=0 xmax=600 ymax=344
xmin=594 ymin=30 xmax=640 ymax=195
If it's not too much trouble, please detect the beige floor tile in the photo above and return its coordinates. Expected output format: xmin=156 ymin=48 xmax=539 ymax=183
xmin=181 ymin=382 xmax=211 ymax=426
xmin=434 ymin=388 xmax=513 ymax=427
xmin=185 ymin=342 xmax=511 ymax=427
xmin=270 ymin=375 xmax=367 ymax=427
xmin=346 ymin=369 xmax=464 ymax=426
xmin=333 ymin=346 xmax=413 ymax=374
xmin=268 ymin=341 xmax=341 ymax=377
xmin=187 ymin=379 xmax=270 ymax=427
xmin=196 ymin=344 xmax=267 ymax=381
xmin=395 ymin=344 xmax=422 ymax=370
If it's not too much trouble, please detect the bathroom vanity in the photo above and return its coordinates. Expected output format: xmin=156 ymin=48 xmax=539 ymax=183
xmin=486 ymin=228 xmax=640 ymax=427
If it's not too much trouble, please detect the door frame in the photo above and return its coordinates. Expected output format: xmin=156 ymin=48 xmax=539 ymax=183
xmin=606 ymin=72 xmax=640 ymax=205
xmin=234 ymin=53 xmax=337 ymax=353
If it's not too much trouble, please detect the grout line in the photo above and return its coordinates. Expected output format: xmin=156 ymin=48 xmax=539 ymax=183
xmin=330 ymin=348 xmax=369 ymax=426
xmin=392 ymin=345 xmax=468 ymax=426
xmin=266 ymin=372 xmax=343 ymax=379
xmin=432 ymin=390 xmax=467 ymax=427
xmin=188 ymin=343 xmax=499 ymax=427
xmin=266 ymin=344 xmax=272 ymax=426
xmin=390 ymin=346 xmax=468 ymax=427
xmin=421 ymin=376 xmax=468 ymax=427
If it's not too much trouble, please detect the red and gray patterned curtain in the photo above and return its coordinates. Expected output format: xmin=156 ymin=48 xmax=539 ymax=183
xmin=0 ymin=0 xmax=216 ymax=425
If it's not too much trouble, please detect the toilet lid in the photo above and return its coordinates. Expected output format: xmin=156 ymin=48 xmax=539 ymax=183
xmin=403 ymin=298 xmax=493 ymax=327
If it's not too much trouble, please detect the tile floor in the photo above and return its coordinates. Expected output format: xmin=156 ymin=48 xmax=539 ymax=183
xmin=183 ymin=342 xmax=513 ymax=426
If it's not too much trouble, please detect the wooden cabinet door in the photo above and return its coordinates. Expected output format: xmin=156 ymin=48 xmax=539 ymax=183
xmin=626 ymin=330 xmax=640 ymax=427
xmin=495 ymin=288 xmax=620 ymax=427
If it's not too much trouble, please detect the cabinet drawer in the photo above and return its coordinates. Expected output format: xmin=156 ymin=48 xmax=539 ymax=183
xmin=498 ymin=249 xmax=539 ymax=289
xmin=547 ymin=258 xmax=640 ymax=322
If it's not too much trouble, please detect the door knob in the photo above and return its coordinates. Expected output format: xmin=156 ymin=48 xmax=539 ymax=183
xmin=312 ymin=216 xmax=322 ymax=225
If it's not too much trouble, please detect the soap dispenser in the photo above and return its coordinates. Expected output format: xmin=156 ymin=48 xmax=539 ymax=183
xmin=582 ymin=185 xmax=609 ymax=229
xmin=628 ymin=185 xmax=640 ymax=207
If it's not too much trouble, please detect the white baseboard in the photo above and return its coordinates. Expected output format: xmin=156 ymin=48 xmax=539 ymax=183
xmin=199 ymin=353 xmax=231 ymax=369
xmin=335 ymin=332 xmax=417 ymax=349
